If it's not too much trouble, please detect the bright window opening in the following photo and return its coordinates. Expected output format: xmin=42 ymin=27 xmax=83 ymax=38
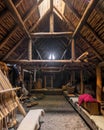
xmin=37 ymin=0 xmax=65 ymax=19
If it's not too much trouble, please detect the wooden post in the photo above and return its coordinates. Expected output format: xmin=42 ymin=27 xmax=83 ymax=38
xmin=51 ymin=76 xmax=53 ymax=88
xmin=80 ymin=70 xmax=84 ymax=94
xmin=50 ymin=13 xmax=54 ymax=32
xmin=44 ymin=76 xmax=46 ymax=88
xmin=33 ymin=68 xmax=36 ymax=82
xmin=96 ymin=65 xmax=102 ymax=101
xmin=71 ymin=39 xmax=75 ymax=60
xmin=50 ymin=0 xmax=54 ymax=32
xmin=28 ymin=39 xmax=32 ymax=60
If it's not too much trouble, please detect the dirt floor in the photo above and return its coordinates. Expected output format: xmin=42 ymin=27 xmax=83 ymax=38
xmin=16 ymin=95 xmax=91 ymax=130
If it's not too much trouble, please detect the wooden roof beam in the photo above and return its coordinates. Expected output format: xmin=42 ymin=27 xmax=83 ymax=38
xmin=15 ymin=0 xmax=23 ymax=8
xmin=0 ymin=26 xmax=17 ymax=50
xmin=30 ymin=32 xmax=73 ymax=38
xmin=50 ymin=0 xmax=54 ymax=32
xmin=5 ymin=59 xmax=81 ymax=64
xmin=30 ymin=9 xmax=51 ymax=32
xmin=79 ymin=35 xmax=103 ymax=61
xmin=53 ymin=6 xmax=73 ymax=29
xmin=4 ymin=0 xmax=31 ymax=39
xmin=17 ymin=50 xmax=27 ymax=60
xmin=2 ymin=38 xmax=25 ymax=60
xmin=23 ymin=0 xmax=44 ymax=22
xmin=72 ymin=0 xmax=99 ymax=38
xmin=64 ymin=0 xmax=104 ymax=44
xmin=65 ymin=15 xmax=103 ymax=61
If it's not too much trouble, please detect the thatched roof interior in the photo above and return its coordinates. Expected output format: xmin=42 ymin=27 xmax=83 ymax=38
xmin=0 ymin=0 xmax=104 ymax=77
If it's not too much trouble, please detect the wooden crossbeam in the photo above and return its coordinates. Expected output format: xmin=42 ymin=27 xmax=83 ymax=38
xmin=30 ymin=32 xmax=73 ymax=38
xmin=5 ymin=59 xmax=81 ymax=64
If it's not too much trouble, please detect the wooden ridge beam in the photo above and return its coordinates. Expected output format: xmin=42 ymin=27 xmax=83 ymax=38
xmin=72 ymin=0 xmax=99 ymax=38
xmin=31 ymin=32 xmax=73 ymax=38
xmin=4 ymin=0 xmax=31 ymax=39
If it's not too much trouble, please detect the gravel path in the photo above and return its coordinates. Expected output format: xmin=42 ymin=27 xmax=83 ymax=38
xmin=30 ymin=95 xmax=90 ymax=130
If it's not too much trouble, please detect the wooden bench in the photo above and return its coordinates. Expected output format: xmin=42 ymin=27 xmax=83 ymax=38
xmin=17 ymin=109 xmax=45 ymax=130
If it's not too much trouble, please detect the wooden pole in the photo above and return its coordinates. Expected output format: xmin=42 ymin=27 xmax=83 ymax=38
xmin=80 ymin=70 xmax=84 ymax=94
xmin=96 ymin=65 xmax=102 ymax=101
xmin=31 ymin=32 xmax=73 ymax=38
xmin=44 ymin=76 xmax=46 ymax=88
xmin=28 ymin=39 xmax=32 ymax=60
xmin=71 ymin=39 xmax=75 ymax=60
xmin=50 ymin=0 xmax=54 ymax=32
xmin=50 ymin=13 xmax=54 ymax=32
xmin=51 ymin=76 xmax=53 ymax=88
xmin=5 ymin=59 xmax=81 ymax=64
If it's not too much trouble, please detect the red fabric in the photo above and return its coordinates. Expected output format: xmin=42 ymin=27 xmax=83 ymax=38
xmin=78 ymin=94 xmax=97 ymax=106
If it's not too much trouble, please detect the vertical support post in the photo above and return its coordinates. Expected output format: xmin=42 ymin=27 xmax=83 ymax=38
xmin=34 ymin=68 xmax=36 ymax=82
xmin=71 ymin=39 xmax=75 ymax=60
xmin=50 ymin=0 xmax=54 ymax=32
xmin=80 ymin=70 xmax=84 ymax=94
xmin=44 ymin=76 xmax=46 ymax=88
xmin=50 ymin=13 xmax=54 ymax=32
xmin=51 ymin=76 xmax=53 ymax=88
xmin=28 ymin=39 xmax=32 ymax=60
xmin=96 ymin=65 xmax=102 ymax=101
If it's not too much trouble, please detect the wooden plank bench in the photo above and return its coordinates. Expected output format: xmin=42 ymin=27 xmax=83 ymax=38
xmin=17 ymin=109 xmax=45 ymax=130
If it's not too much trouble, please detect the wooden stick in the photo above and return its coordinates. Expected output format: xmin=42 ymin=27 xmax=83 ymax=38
xmin=0 ymin=87 xmax=21 ymax=94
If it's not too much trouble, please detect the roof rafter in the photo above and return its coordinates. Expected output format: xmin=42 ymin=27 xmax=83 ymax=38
xmin=79 ymin=34 xmax=103 ymax=61
xmin=0 ymin=26 xmax=17 ymax=50
xmin=30 ymin=9 xmax=51 ymax=32
xmin=53 ymin=5 xmax=74 ymax=30
xmin=72 ymin=0 xmax=99 ymax=38
xmin=64 ymin=12 xmax=103 ymax=62
xmin=23 ymin=0 xmax=44 ymax=22
xmin=4 ymin=0 xmax=31 ymax=39
xmin=2 ymin=38 xmax=25 ymax=60
xmin=63 ymin=0 xmax=103 ymax=44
